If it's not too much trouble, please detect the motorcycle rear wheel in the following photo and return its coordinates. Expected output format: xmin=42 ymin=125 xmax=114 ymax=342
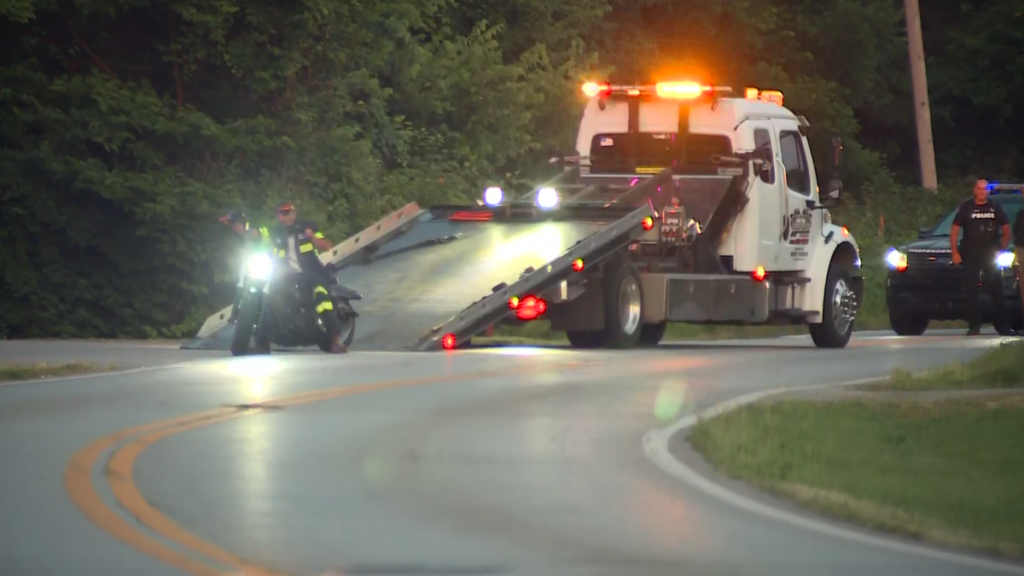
xmin=317 ymin=301 xmax=357 ymax=352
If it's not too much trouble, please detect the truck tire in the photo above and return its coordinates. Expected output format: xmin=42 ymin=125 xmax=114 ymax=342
xmin=601 ymin=258 xmax=644 ymax=349
xmin=809 ymin=262 xmax=857 ymax=349
xmin=230 ymin=298 xmax=259 ymax=356
xmin=638 ymin=322 xmax=667 ymax=346
xmin=888 ymin=307 xmax=929 ymax=336
xmin=566 ymin=330 xmax=605 ymax=349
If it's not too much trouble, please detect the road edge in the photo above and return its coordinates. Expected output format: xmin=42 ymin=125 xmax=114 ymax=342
xmin=642 ymin=376 xmax=1024 ymax=575
xmin=0 ymin=364 xmax=187 ymax=388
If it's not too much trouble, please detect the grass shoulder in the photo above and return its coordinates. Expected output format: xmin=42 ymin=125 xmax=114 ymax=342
xmin=0 ymin=361 xmax=117 ymax=383
xmin=688 ymin=341 xmax=1024 ymax=558
xmin=868 ymin=340 xmax=1024 ymax=391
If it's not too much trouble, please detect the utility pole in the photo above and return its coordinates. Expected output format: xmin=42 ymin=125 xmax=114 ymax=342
xmin=904 ymin=0 xmax=938 ymax=191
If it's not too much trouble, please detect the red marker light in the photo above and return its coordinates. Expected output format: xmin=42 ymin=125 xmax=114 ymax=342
xmin=752 ymin=266 xmax=767 ymax=282
xmin=641 ymin=216 xmax=654 ymax=231
xmin=515 ymin=295 xmax=547 ymax=321
xmin=572 ymin=258 xmax=584 ymax=272
xmin=441 ymin=333 xmax=457 ymax=350
xmin=841 ymin=226 xmax=850 ymax=237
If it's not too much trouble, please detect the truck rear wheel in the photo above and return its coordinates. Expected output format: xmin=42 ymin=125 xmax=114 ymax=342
xmin=888 ymin=307 xmax=929 ymax=336
xmin=566 ymin=330 xmax=606 ymax=348
xmin=601 ymin=258 xmax=644 ymax=349
xmin=638 ymin=322 xmax=667 ymax=346
xmin=809 ymin=262 xmax=857 ymax=349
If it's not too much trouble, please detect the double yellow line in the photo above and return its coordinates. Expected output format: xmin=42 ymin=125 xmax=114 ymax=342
xmin=63 ymin=361 xmax=599 ymax=576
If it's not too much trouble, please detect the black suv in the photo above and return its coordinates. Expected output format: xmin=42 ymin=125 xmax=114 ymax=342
xmin=885 ymin=190 xmax=1022 ymax=335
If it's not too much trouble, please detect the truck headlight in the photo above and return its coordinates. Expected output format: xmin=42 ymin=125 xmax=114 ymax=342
xmin=996 ymin=251 xmax=1016 ymax=269
xmin=536 ymin=187 xmax=559 ymax=209
xmin=246 ymin=253 xmax=273 ymax=280
xmin=885 ymin=248 xmax=907 ymax=272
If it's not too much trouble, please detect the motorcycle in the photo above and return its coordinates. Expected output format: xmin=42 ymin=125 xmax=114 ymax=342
xmin=230 ymin=247 xmax=360 ymax=356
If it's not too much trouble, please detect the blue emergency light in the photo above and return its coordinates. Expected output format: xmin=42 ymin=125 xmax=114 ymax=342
xmin=985 ymin=182 xmax=1023 ymax=194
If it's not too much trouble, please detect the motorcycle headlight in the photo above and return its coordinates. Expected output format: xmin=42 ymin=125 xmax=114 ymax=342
xmin=996 ymin=251 xmax=1016 ymax=269
xmin=246 ymin=253 xmax=273 ymax=280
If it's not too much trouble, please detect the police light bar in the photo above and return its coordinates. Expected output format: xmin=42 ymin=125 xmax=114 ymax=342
xmin=581 ymin=81 xmax=733 ymax=100
xmin=986 ymin=183 xmax=1024 ymax=193
xmin=744 ymin=87 xmax=784 ymax=106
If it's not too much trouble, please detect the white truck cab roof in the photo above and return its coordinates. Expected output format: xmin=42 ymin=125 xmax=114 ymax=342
xmin=575 ymin=81 xmax=804 ymax=171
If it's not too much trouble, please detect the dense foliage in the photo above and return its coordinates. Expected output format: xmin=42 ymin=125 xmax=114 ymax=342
xmin=1 ymin=0 xmax=1020 ymax=337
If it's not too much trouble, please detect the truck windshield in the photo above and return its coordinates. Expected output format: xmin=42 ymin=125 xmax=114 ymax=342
xmin=569 ymin=176 xmax=733 ymax=224
xmin=926 ymin=197 xmax=1022 ymax=236
xmin=588 ymin=132 xmax=733 ymax=175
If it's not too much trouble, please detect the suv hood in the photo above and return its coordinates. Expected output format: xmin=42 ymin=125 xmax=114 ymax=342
xmin=900 ymin=236 xmax=951 ymax=253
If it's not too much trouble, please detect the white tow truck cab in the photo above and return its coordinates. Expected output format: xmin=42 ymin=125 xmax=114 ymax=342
xmin=542 ymin=80 xmax=863 ymax=348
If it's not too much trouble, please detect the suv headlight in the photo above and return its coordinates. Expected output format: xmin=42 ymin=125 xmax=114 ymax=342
xmin=246 ymin=253 xmax=273 ymax=280
xmin=996 ymin=251 xmax=1016 ymax=269
xmin=885 ymin=248 xmax=908 ymax=271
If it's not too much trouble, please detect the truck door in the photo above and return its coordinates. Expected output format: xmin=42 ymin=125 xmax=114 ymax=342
xmin=748 ymin=122 xmax=783 ymax=269
xmin=772 ymin=123 xmax=817 ymax=272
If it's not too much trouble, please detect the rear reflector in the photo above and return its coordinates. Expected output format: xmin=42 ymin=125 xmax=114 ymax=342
xmin=449 ymin=211 xmax=493 ymax=221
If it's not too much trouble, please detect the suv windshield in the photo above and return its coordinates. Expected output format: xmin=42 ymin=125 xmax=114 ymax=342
xmin=926 ymin=196 xmax=1022 ymax=236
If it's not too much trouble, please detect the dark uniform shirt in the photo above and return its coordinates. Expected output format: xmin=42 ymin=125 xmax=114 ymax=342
xmin=953 ymin=199 xmax=1008 ymax=260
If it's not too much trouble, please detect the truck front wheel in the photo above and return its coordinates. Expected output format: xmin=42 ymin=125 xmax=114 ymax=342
xmin=809 ymin=262 xmax=858 ymax=349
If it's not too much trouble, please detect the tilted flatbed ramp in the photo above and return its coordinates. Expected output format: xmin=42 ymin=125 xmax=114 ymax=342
xmin=342 ymin=217 xmax=610 ymax=350
xmin=183 ymin=171 xmax=669 ymax=352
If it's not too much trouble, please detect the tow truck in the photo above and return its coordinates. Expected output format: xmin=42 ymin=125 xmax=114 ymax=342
xmin=184 ymin=79 xmax=862 ymax=352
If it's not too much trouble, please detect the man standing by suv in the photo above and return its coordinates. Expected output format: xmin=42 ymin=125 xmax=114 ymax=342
xmin=950 ymin=179 xmax=1017 ymax=336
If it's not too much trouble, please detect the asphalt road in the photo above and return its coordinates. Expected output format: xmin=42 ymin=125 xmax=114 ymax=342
xmin=1 ymin=332 xmax=1021 ymax=576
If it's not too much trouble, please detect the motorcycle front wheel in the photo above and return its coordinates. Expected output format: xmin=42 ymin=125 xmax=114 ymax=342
xmin=231 ymin=299 xmax=260 ymax=356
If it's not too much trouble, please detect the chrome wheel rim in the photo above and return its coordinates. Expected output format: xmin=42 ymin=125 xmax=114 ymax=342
xmin=832 ymin=278 xmax=857 ymax=334
xmin=619 ymin=275 xmax=642 ymax=335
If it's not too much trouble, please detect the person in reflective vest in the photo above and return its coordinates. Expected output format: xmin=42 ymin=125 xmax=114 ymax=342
xmin=219 ymin=210 xmax=269 ymax=323
xmin=221 ymin=203 xmax=347 ymax=353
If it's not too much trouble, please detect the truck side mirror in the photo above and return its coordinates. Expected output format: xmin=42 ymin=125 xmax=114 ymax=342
xmin=821 ymin=135 xmax=843 ymax=206
xmin=917 ymin=226 xmax=931 ymax=239
xmin=822 ymin=178 xmax=842 ymax=206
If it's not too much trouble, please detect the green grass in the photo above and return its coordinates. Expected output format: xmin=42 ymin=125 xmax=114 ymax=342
xmin=871 ymin=340 xmax=1024 ymax=391
xmin=690 ymin=395 xmax=1024 ymax=558
xmin=0 ymin=362 xmax=117 ymax=382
